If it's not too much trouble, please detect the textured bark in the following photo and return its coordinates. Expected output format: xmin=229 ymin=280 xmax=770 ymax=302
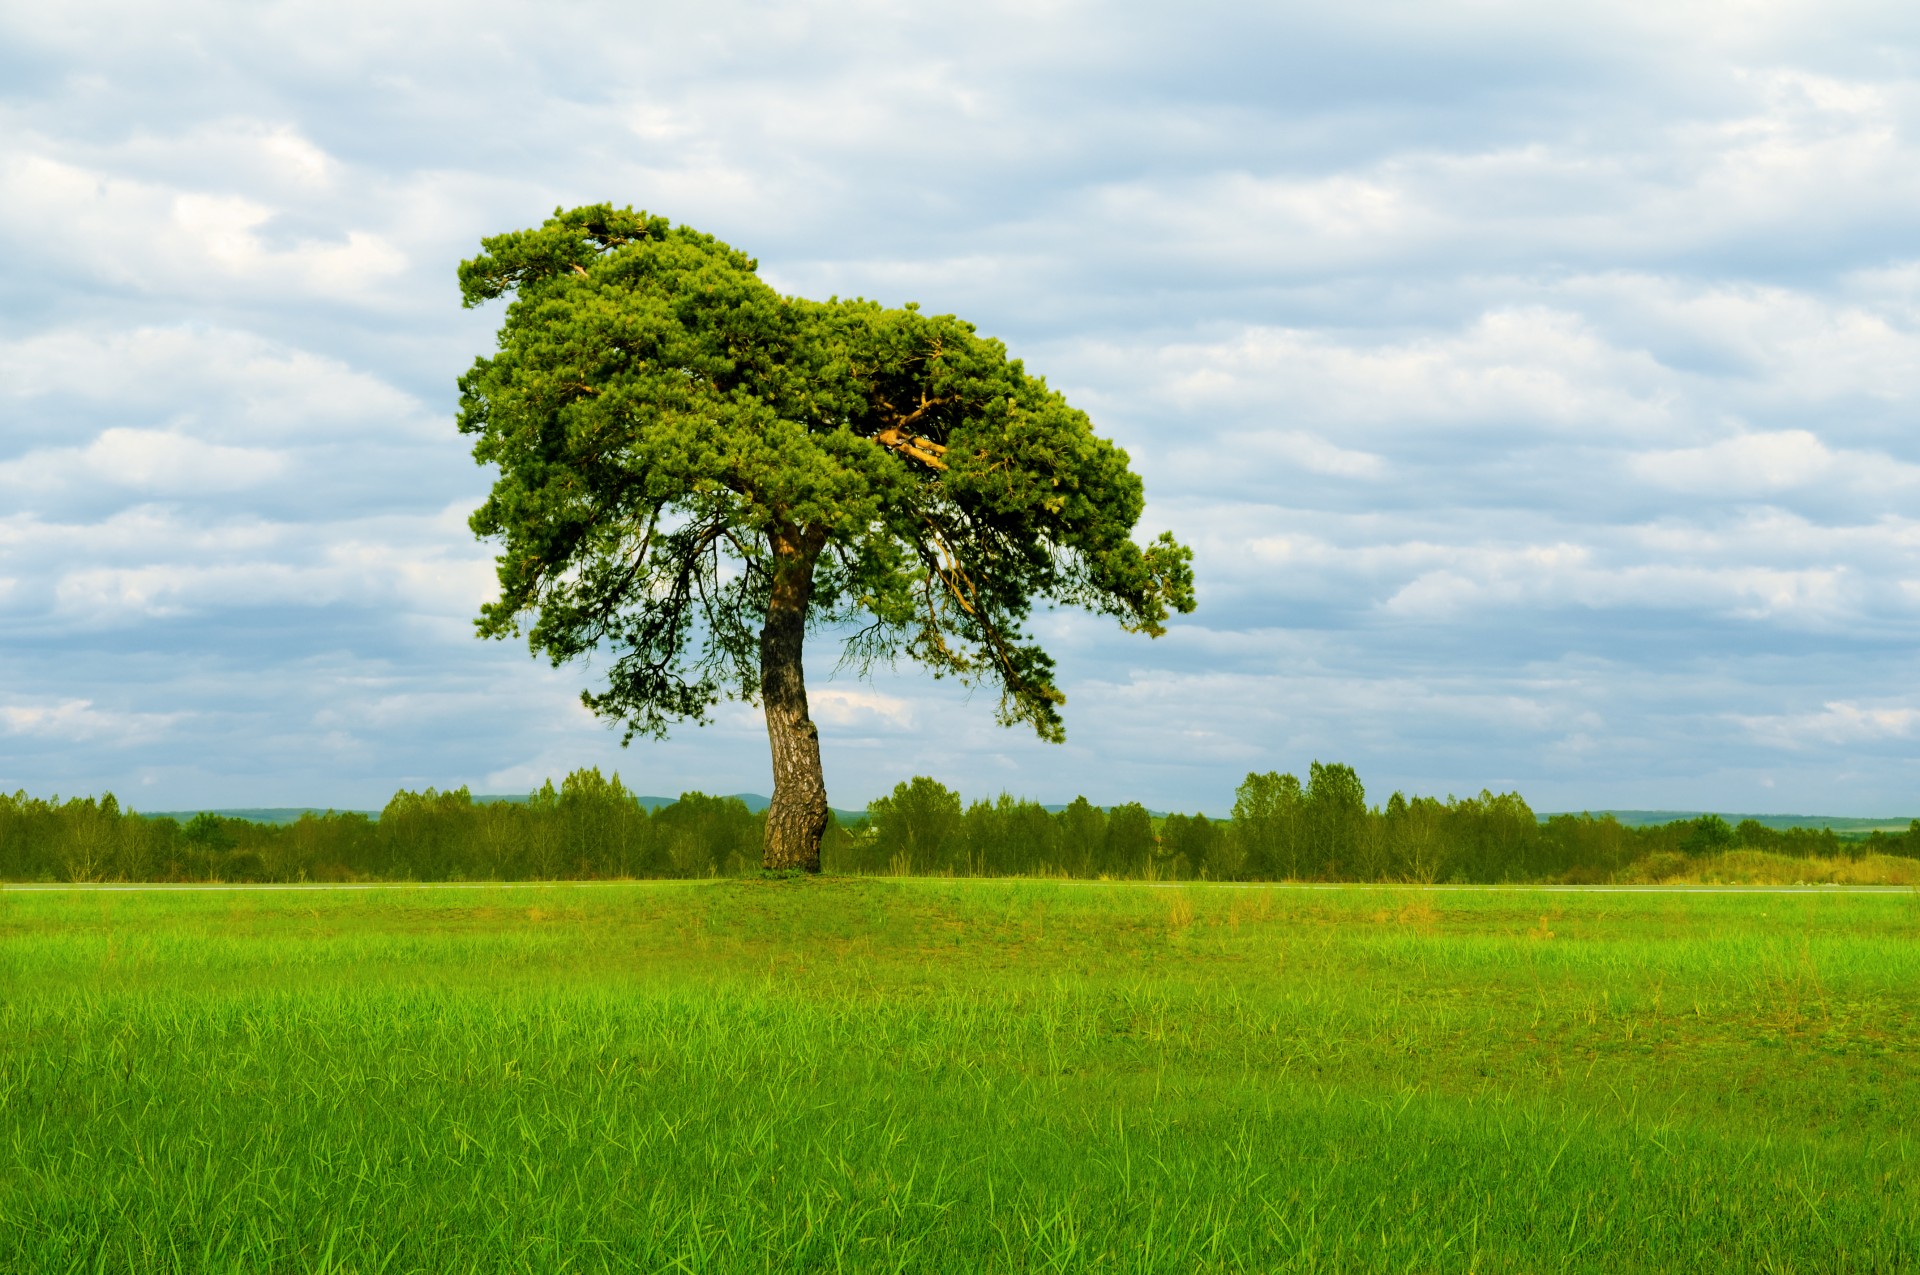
xmin=760 ymin=524 xmax=830 ymax=872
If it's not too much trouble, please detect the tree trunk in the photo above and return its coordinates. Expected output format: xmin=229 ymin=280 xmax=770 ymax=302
xmin=760 ymin=524 xmax=830 ymax=872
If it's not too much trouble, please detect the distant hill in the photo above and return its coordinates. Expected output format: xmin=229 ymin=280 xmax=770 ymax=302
xmin=472 ymin=792 xmax=869 ymax=824
xmin=1540 ymin=810 xmax=1916 ymax=835
xmin=139 ymin=807 xmax=377 ymax=825
xmin=134 ymin=802 xmax=1914 ymax=835
xmin=1039 ymin=803 xmax=1174 ymax=818
xmin=138 ymin=795 xmax=870 ymax=826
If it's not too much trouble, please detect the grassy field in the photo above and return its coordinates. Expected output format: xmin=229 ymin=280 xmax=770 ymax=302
xmin=2 ymin=880 xmax=1915 ymax=1272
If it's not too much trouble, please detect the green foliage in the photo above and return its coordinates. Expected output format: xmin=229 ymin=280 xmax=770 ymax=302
xmin=1055 ymin=795 xmax=1107 ymax=876
xmin=0 ymin=776 xmax=776 ymax=883
xmin=1160 ymin=810 xmax=1226 ymax=879
xmin=456 ymin=205 xmax=1195 ymax=745
xmin=865 ymin=776 xmax=965 ymax=873
xmin=1231 ymin=770 xmax=1304 ymax=879
xmin=3 ymin=883 xmax=1915 ymax=1271
xmin=1101 ymin=801 xmax=1155 ymax=877
xmin=1684 ymin=813 xmax=1737 ymax=854
xmin=958 ymin=793 xmax=1058 ymax=877
xmin=1304 ymin=760 xmax=1367 ymax=877
xmin=1 ymin=770 xmax=1913 ymax=885
xmin=653 ymin=791 xmax=762 ymax=877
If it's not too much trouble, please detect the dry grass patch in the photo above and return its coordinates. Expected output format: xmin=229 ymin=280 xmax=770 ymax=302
xmin=1634 ymin=850 xmax=1920 ymax=886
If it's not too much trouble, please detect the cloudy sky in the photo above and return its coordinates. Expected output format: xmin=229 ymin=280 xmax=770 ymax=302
xmin=4 ymin=1 xmax=1919 ymax=816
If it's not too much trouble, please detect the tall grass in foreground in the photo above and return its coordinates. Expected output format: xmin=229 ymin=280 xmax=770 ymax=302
xmin=1 ymin=880 xmax=1916 ymax=1272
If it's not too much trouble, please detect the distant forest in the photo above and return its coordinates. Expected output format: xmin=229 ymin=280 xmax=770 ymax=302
xmin=4 ymin=765 xmax=1916 ymax=884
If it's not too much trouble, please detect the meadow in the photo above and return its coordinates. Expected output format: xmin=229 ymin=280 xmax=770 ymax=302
xmin=1 ymin=879 xmax=1915 ymax=1272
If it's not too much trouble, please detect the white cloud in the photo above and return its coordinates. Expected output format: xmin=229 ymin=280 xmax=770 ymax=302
xmin=1208 ymin=506 xmax=1920 ymax=634
xmin=1090 ymin=170 xmax=1428 ymax=273
xmin=1088 ymin=307 xmax=1681 ymax=443
xmin=1629 ymin=431 xmax=1920 ymax=497
xmin=1632 ymin=430 xmax=1833 ymax=493
xmin=1379 ymin=557 xmax=1855 ymax=626
xmin=5 ymin=0 xmax=1920 ymax=815
xmin=0 ymin=428 xmax=290 ymax=497
xmin=90 ymin=428 xmax=287 ymax=488
xmin=43 ymin=533 xmax=493 ymax=627
xmin=53 ymin=563 xmax=302 ymax=623
xmin=96 ymin=119 xmax=342 ymax=192
xmin=1685 ymin=68 xmax=1911 ymax=221
xmin=1181 ymin=430 xmax=1384 ymax=481
xmin=0 ymin=698 xmax=184 ymax=744
xmin=1733 ymin=700 xmax=1920 ymax=749
xmin=0 ymin=499 xmax=491 ymax=629
xmin=0 ymin=326 xmax=426 ymax=432
xmin=320 ymin=531 xmax=498 ymax=617
xmin=1562 ymin=275 xmax=1920 ymax=416
xmin=0 ymin=507 xmax=285 ymax=558
xmin=810 ymin=687 xmax=916 ymax=729
xmin=0 ymin=151 xmax=405 ymax=300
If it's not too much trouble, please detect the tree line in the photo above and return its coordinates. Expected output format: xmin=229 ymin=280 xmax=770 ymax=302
xmin=2 ymin=764 xmax=1914 ymax=884
xmin=847 ymin=765 xmax=1917 ymax=882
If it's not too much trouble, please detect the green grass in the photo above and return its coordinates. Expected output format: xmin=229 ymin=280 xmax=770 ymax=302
xmin=2 ymin=880 xmax=1916 ymax=1272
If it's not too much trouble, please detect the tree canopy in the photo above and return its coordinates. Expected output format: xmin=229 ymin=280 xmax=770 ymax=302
xmin=456 ymin=204 xmax=1195 ymax=868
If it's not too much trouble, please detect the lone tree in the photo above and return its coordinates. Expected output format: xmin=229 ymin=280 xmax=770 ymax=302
xmin=457 ymin=205 xmax=1195 ymax=871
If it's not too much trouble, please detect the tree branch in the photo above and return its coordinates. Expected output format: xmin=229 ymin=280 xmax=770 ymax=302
xmin=873 ymin=427 xmax=949 ymax=470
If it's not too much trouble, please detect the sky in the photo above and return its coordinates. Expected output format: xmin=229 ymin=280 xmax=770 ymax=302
xmin=3 ymin=0 xmax=1919 ymax=817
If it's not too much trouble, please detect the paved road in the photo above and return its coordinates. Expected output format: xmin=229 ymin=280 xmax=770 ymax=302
xmin=0 ymin=880 xmax=1910 ymax=895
